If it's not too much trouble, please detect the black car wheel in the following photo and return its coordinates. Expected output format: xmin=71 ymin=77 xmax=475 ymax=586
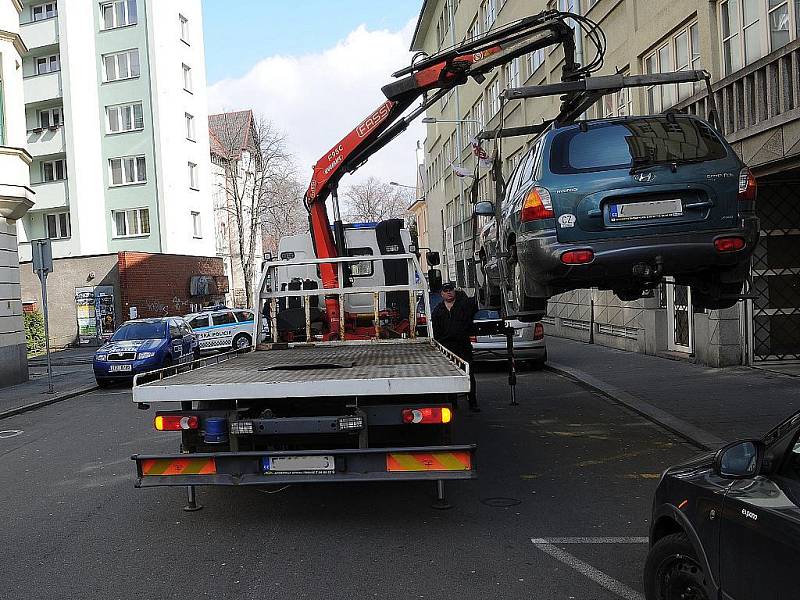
xmin=644 ymin=533 xmax=710 ymax=600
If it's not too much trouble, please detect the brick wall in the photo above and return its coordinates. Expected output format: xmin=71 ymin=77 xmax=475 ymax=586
xmin=118 ymin=252 xmax=226 ymax=319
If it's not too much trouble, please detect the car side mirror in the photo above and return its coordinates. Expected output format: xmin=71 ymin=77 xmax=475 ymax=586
xmin=426 ymin=251 xmax=441 ymax=266
xmin=473 ymin=201 xmax=495 ymax=217
xmin=713 ymin=440 xmax=765 ymax=479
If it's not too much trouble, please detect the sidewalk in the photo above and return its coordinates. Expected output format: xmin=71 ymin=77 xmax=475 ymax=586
xmin=545 ymin=336 xmax=800 ymax=449
xmin=0 ymin=347 xmax=98 ymax=418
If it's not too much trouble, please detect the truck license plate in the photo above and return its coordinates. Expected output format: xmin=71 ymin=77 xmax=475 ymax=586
xmin=263 ymin=455 xmax=335 ymax=474
xmin=109 ymin=364 xmax=132 ymax=372
xmin=610 ymin=198 xmax=683 ymax=222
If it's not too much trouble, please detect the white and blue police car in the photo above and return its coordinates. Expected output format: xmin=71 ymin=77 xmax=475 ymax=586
xmin=184 ymin=306 xmax=256 ymax=353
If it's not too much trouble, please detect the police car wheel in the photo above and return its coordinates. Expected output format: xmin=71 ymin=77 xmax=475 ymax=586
xmin=233 ymin=333 xmax=251 ymax=350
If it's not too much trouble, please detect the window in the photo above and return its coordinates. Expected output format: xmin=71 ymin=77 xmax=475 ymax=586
xmin=505 ymin=57 xmax=520 ymax=89
xmin=347 ymin=247 xmax=374 ymax=277
xmin=527 ymin=49 xmax=545 ymax=76
xmin=185 ymin=113 xmax=195 ymax=140
xmin=41 ymin=159 xmax=66 ymax=182
xmin=481 ymin=0 xmax=496 ymax=31
xmin=45 ymin=211 xmax=70 ymax=239
xmin=103 ymin=49 xmax=140 ymax=82
xmin=35 ymin=54 xmax=60 ymax=75
xmin=101 ymin=0 xmax=137 ymax=29
xmin=719 ymin=0 xmax=800 ymax=75
xmin=109 ymin=155 xmax=146 ymax=185
xmin=182 ymin=64 xmax=192 ymax=92
xmin=32 ymin=2 xmax=57 ymax=21
xmin=188 ymin=315 xmax=209 ymax=329
xmin=212 ymin=312 xmax=237 ymax=326
xmin=112 ymin=207 xmax=150 ymax=237
xmin=179 ymin=14 xmax=190 ymax=44
xmin=235 ymin=310 xmax=254 ymax=323
xmin=0 ymin=78 xmax=4 ymax=145
xmin=38 ymin=107 xmax=63 ymax=129
xmin=644 ymin=22 xmax=700 ymax=112
xmin=467 ymin=16 xmax=481 ymax=40
xmin=599 ymin=87 xmax=633 ymax=118
xmin=106 ymin=102 xmax=143 ymax=133
xmin=192 ymin=211 xmax=202 ymax=238
xmin=188 ymin=162 xmax=198 ymax=189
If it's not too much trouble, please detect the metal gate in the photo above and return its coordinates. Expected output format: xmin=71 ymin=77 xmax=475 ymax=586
xmin=666 ymin=279 xmax=693 ymax=352
xmin=751 ymin=179 xmax=800 ymax=361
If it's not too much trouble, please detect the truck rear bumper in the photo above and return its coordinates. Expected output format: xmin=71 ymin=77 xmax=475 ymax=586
xmin=132 ymin=445 xmax=477 ymax=487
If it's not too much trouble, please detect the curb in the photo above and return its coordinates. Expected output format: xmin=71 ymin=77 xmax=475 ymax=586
xmin=0 ymin=385 xmax=99 ymax=420
xmin=545 ymin=361 xmax=725 ymax=451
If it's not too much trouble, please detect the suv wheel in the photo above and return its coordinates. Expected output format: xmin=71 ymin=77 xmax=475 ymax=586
xmin=644 ymin=533 xmax=710 ymax=600
xmin=233 ymin=333 xmax=252 ymax=351
xmin=511 ymin=253 xmax=547 ymax=321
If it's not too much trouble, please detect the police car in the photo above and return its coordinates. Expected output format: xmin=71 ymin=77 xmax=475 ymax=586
xmin=184 ymin=306 xmax=256 ymax=353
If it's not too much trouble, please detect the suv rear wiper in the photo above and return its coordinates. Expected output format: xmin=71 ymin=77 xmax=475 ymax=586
xmin=629 ymin=157 xmax=705 ymax=175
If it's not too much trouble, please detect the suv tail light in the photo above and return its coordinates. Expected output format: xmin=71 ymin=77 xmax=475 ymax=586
xmin=738 ymin=168 xmax=757 ymax=202
xmin=533 ymin=322 xmax=544 ymax=339
xmin=154 ymin=414 xmax=199 ymax=431
xmin=402 ymin=407 xmax=452 ymax=424
xmin=521 ymin=187 xmax=554 ymax=221
xmin=561 ymin=249 xmax=594 ymax=265
xmin=714 ymin=237 xmax=746 ymax=252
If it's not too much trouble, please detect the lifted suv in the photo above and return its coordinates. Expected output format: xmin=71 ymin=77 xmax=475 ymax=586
xmin=475 ymin=114 xmax=758 ymax=320
xmin=645 ymin=411 xmax=800 ymax=599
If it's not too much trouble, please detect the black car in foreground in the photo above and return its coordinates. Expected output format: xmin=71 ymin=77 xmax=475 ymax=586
xmin=645 ymin=410 xmax=800 ymax=599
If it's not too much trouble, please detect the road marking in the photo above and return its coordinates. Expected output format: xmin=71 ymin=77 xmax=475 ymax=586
xmin=530 ymin=538 xmax=646 ymax=600
xmin=0 ymin=430 xmax=23 ymax=439
xmin=532 ymin=537 xmax=648 ymax=544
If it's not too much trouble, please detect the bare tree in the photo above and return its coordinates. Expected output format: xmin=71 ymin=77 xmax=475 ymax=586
xmin=210 ymin=111 xmax=296 ymax=306
xmin=343 ymin=176 xmax=412 ymax=223
xmin=261 ymin=175 xmax=307 ymax=254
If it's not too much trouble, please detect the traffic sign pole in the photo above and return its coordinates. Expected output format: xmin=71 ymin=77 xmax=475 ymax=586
xmin=33 ymin=240 xmax=54 ymax=394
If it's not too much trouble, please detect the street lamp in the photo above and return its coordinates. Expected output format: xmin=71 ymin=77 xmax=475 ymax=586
xmin=422 ymin=117 xmax=481 ymax=126
xmin=389 ymin=182 xmax=417 ymax=190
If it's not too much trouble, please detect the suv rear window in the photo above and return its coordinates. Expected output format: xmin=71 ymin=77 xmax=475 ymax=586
xmin=550 ymin=117 xmax=728 ymax=174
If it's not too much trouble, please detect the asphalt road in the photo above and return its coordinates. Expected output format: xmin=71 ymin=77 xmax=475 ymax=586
xmin=0 ymin=367 xmax=696 ymax=600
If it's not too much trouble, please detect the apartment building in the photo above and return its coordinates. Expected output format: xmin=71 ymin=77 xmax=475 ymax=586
xmin=0 ymin=0 xmax=34 ymax=385
xmin=412 ymin=0 xmax=800 ymax=366
xmin=14 ymin=0 xmax=219 ymax=345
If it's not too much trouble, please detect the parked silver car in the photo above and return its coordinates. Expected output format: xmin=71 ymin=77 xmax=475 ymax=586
xmin=471 ymin=309 xmax=547 ymax=368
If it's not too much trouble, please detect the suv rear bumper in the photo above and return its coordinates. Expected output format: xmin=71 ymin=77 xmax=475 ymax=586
xmin=516 ymin=217 xmax=758 ymax=296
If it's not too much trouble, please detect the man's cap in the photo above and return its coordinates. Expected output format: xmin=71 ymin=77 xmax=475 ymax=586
xmin=441 ymin=281 xmax=457 ymax=291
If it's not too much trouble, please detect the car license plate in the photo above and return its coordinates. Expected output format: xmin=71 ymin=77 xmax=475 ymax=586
xmin=109 ymin=364 xmax=132 ymax=372
xmin=263 ymin=455 xmax=335 ymax=474
xmin=610 ymin=198 xmax=683 ymax=222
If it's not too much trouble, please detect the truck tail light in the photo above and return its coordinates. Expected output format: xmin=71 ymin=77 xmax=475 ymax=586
xmin=521 ymin=187 xmax=554 ymax=221
xmin=714 ymin=237 xmax=746 ymax=253
xmin=561 ymin=249 xmax=594 ymax=264
xmin=738 ymin=168 xmax=757 ymax=202
xmin=402 ymin=407 xmax=452 ymax=424
xmin=533 ymin=323 xmax=544 ymax=339
xmin=154 ymin=414 xmax=199 ymax=431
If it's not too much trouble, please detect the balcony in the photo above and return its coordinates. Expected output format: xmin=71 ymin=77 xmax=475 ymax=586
xmin=26 ymin=126 xmax=65 ymax=157
xmin=23 ymin=71 xmax=62 ymax=105
xmin=29 ymin=179 xmax=68 ymax=211
xmin=676 ymin=39 xmax=800 ymax=169
xmin=20 ymin=17 xmax=59 ymax=50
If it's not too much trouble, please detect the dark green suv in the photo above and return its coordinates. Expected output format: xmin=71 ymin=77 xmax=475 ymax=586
xmin=475 ymin=114 xmax=758 ymax=320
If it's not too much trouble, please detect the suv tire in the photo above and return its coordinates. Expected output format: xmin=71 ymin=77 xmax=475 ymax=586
xmin=233 ymin=333 xmax=252 ymax=351
xmin=644 ymin=532 xmax=711 ymax=600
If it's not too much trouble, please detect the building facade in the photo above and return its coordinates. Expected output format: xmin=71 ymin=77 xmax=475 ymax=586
xmin=412 ymin=0 xmax=800 ymax=366
xmin=1 ymin=0 xmax=34 ymax=386
xmin=16 ymin=0 xmax=214 ymax=261
xmin=14 ymin=0 xmax=216 ymax=345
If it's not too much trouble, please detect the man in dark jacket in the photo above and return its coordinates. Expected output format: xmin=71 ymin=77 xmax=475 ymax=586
xmin=432 ymin=282 xmax=480 ymax=411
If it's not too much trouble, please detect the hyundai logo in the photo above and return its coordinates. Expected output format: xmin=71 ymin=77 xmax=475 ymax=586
xmin=634 ymin=172 xmax=656 ymax=183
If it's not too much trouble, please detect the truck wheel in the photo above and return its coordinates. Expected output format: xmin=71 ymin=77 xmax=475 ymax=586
xmin=643 ymin=533 xmax=710 ymax=600
xmin=233 ymin=333 xmax=252 ymax=351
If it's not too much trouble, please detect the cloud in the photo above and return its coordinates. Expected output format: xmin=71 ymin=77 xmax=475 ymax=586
xmin=208 ymin=19 xmax=425 ymax=197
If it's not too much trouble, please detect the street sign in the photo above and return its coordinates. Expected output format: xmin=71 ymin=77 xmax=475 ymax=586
xmin=32 ymin=239 xmax=54 ymax=393
xmin=32 ymin=239 xmax=53 ymax=279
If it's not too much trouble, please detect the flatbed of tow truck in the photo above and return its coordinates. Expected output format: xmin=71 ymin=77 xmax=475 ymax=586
xmin=133 ymin=339 xmax=470 ymax=403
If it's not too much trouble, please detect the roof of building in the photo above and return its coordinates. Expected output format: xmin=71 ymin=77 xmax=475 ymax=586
xmin=410 ymin=0 xmax=437 ymax=51
xmin=208 ymin=109 xmax=257 ymax=159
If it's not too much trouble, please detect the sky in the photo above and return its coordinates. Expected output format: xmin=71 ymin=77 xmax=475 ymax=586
xmin=201 ymin=1 xmax=427 ymax=194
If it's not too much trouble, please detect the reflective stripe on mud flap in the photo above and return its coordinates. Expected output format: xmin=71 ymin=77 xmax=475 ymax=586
xmin=386 ymin=451 xmax=472 ymax=472
xmin=141 ymin=457 xmax=216 ymax=476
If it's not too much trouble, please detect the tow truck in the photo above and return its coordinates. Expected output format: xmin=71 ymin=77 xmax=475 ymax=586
xmin=130 ymin=9 xmax=711 ymax=508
